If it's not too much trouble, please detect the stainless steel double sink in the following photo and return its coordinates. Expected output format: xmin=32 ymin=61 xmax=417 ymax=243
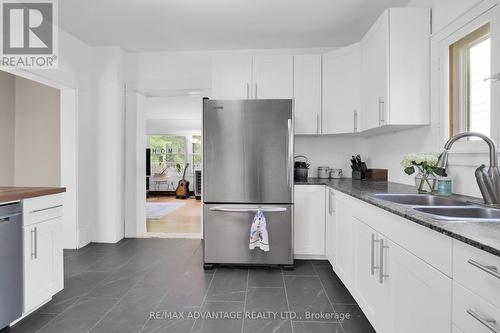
xmin=371 ymin=193 xmax=500 ymax=223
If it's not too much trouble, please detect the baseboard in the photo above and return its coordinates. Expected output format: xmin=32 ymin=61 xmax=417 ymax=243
xmin=294 ymin=254 xmax=328 ymax=260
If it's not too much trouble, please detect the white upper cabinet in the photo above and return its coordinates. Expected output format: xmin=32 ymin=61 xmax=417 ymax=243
xmin=323 ymin=43 xmax=361 ymax=134
xmin=253 ymin=55 xmax=294 ymax=99
xmin=361 ymin=8 xmax=430 ymax=131
xmin=294 ymin=54 xmax=322 ymax=135
xmin=211 ymin=55 xmax=293 ymax=100
xmin=211 ymin=55 xmax=253 ymax=99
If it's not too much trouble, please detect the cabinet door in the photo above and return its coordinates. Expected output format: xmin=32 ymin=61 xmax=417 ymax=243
xmin=322 ymin=44 xmax=361 ymax=134
xmin=384 ymin=237 xmax=452 ymax=333
xmin=352 ymin=218 xmax=383 ymax=330
xmin=361 ymin=10 xmax=388 ymax=131
xmin=335 ymin=194 xmax=355 ymax=283
xmin=325 ymin=188 xmax=336 ymax=266
xmin=23 ymin=217 xmax=63 ymax=312
xmin=294 ymin=54 xmax=322 ymax=135
xmin=211 ymin=55 xmax=253 ymax=99
xmin=293 ymin=185 xmax=325 ymax=256
xmin=253 ymin=55 xmax=293 ymax=99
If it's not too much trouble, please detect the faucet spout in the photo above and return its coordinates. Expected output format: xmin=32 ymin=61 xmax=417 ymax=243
xmin=439 ymin=132 xmax=500 ymax=205
xmin=443 ymin=132 xmax=498 ymax=167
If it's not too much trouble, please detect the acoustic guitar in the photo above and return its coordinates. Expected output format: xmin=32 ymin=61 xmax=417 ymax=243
xmin=175 ymin=163 xmax=190 ymax=199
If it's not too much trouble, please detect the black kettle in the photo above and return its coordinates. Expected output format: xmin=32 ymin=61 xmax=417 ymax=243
xmin=294 ymin=155 xmax=310 ymax=181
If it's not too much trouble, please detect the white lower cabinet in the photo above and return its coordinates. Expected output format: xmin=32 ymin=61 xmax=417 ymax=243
xmin=22 ymin=195 xmax=64 ymax=313
xmin=293 ymin=185 xmax=325 ymax=257
xmin=331 ymin=189 xmax=453 ymax=333
xmin=325 ymin=188 xmax=336 ymax=265
xmin=353 ymin=218 xmax=385 ymax=330
xmin=383 ymin=237 xmax=452 ymax=333
xmin=334 ymin=192 xmax=355 ymax=284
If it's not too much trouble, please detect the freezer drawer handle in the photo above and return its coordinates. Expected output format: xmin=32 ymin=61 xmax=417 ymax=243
xmin=209 ymin=207 xmax=287 ymax=213
xmin=467 ymin=309 xmax=500 ymax=333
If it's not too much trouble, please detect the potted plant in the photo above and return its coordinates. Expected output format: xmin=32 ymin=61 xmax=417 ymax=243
xmin=401 ymin=153 xmax=445 ymax=193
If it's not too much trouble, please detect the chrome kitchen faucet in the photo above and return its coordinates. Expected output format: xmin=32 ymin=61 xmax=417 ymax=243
xmin=437 ymin=132 xmax=500 ymax=206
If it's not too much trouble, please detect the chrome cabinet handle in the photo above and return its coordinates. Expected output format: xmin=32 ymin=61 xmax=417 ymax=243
xmin=353 ymin=110 xmax=358 ymax=132
xmin=316 ymin=114 xmax=320 ymax=135
xmin=254 ymin=83 xmax=258 ymax=99
xmin=34 ymin=227 xmax=38 ymax=259
xmin=246 ymin=83 xmax=250 ymax=99
xmin=31 ymin=204 xmax=62 ymax=213
xmin=379 ymin=238 xmax=389 ymax=283
xmin=468 ymin=259 xmax=500 ymax=279
xmin=378 ymin=97 xmax=385 ymax=125
xmin=467 ymin=309 xmax=500 ymax=333
xmin=371 ymin=234 xmax=380 ymax=275
xmin=30 ymin=228 xmax=36 ymax=260
xmin=210 ymin=207 xmax=287 ymax=213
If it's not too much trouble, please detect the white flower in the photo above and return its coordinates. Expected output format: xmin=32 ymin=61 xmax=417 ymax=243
xmin=401 ymin=153 xmax=440 ymax=168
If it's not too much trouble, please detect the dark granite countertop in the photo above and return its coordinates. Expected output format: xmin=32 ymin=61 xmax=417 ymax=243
xmin=296 ymin=178 xmax=500 ymax=257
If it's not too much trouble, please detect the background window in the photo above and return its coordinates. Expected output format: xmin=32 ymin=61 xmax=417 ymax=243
xmin=148 ymin=135 xmax=187 ymax=174
xmin=191 ymin=135 xmax=202 ymax=171
xmin=449 ymin=23 xmax=491 ymax=138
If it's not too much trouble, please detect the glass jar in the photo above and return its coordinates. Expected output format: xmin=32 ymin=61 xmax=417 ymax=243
xmin=415 ymin=171 xmax=437 ymax=194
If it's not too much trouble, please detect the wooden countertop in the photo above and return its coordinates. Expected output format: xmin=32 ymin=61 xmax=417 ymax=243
xmin=0 ymin=187 xmax=66 ymax=203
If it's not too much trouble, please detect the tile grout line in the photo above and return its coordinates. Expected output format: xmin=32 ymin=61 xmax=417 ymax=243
xmin=83 ymin=257 xmax=162 ymax=333
xmin=281 ymin=268 xmax=294 ymax=333
xmin=33 ymin=255 xmax=137 ymax=333
xmin=240 ymin=268 xmax=250 ymax=333
xmin=189 ymin=267 xmax=217 ymax=333
xmin=311 ymin=263 xmax=345 ymax=333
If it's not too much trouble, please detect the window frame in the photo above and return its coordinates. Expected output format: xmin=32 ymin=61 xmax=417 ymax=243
xmin=449 ymin=23 xmax=491 ymax=138
xmin=435 ymin=3 xmax=500 ymax=156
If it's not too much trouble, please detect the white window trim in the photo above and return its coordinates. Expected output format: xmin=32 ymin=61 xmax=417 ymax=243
xmin=431 ymin=1 xmax=500 ymax=161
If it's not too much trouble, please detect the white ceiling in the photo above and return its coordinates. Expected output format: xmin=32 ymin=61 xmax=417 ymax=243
xmin=59 ymin=0 xmax=410 ymax=52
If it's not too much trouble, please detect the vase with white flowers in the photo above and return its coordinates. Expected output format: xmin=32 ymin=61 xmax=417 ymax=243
xmin=401 ymin=153 xmax=446 ymax=193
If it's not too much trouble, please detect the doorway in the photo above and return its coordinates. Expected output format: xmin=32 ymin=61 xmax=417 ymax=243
xmin=145 ymin=133 xmax=202 ymax=237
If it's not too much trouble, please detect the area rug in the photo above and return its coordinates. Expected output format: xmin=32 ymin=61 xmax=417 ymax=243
xmin=146 ymin=202 xmax=185 ymax=219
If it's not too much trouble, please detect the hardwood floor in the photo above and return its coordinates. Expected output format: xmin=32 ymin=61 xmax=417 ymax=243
xmin=146 ymin=196 xmax=201 ymax=234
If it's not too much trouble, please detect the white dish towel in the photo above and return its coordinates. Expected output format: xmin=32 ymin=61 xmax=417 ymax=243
xmin=249 ymin=209 xmax=269 ymax=252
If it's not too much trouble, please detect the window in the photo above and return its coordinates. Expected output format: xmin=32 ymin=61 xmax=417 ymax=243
xmin=148 ymin=135 xmax=187 ymax=175
xmin=191 ymin=135 xmax=202 ymax=171
xmin=449 ymin=23 xmax=491 ymax=139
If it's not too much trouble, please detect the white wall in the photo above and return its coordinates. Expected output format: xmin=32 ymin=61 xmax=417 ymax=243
xmin=0 ymin=71 xmax=15 ymax=185
xmin=145 ymin=95 xmax=202 ymax=134
xmin=14 ymin=77 xmax=61 ymax=187
xmin=92 ymin=47 xmax=127 ymax=243
xmin=125 ymin=91 xmax=147 ymax=237
xmin=296 ymin=136 xmax=365 ymax=178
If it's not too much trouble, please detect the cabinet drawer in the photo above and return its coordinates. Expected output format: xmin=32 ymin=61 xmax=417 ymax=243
xmin=351 ymin=197 xmax=452 ymax=276
xmin=453 ymin=282 xmax=500 ymax=333
xmin=23 ymin=194 xmax=63 ymax=227
xmin=453 ymin=240 xmax=500 ymax=309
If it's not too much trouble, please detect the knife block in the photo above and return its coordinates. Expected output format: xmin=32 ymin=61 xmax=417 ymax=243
xmin=352 ymin=170 xmax=366 ymax=180
xmin=367 ymin=169 xmax=388 ymax=181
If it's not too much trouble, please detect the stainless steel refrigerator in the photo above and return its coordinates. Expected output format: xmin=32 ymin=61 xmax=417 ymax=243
xmin=203 ymin=99 xmax=294 ymax=268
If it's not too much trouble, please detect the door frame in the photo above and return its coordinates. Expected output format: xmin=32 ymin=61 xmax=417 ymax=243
xmin=1 ymin=68 xmax=79 ymax=249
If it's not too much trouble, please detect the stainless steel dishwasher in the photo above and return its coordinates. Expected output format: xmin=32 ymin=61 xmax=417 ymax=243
xmin=0 ymin=202 xmax=22 ymax=329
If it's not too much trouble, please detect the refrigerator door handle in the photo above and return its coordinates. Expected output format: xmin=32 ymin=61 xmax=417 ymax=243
xmin=287 ymin=118 xmax=293 ymax=189
xmin=209 ymin=207 xmax=288 ymax=213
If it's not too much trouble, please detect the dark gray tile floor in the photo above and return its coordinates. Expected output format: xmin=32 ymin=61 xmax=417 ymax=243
xmin=2 ymin=239 xmax=375 ymax=333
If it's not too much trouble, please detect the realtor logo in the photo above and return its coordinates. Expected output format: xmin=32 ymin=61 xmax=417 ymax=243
xmin=1 ymin=0 xmax=58 ymax=68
